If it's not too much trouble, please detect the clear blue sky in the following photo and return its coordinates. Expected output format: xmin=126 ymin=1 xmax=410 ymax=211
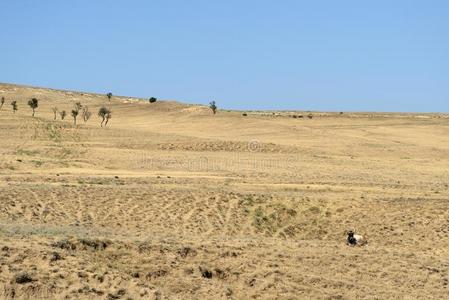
xmin=2 ymin=0 xmax=448 ymax=112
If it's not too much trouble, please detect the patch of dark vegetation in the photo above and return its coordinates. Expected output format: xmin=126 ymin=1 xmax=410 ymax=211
xmin=75 ymin=286 xmax=105 ymax=296
xmin=13 ymin=272 xmax=33 ymax=284
xmin=52 ymin=239 xmax=76 ymax=251
xmin=247 ymin=278 xmax=256 ymax=287
xmin=107 ymin=288 xmax=127 ymax=299
xmin=238 ymin=194 xmax=270 ymax=207
xmin=214 ymin=268 xmax=229 ymax=279
xmin=146 ymin=269 xmax=168 ymax=280
xmin=220 ymin=251 xmax=240 ymax=258
xmin=94 ymin=274 xmax=104 ymax=283
xmin=50 ymin=251 xmax=62 ymax=262
xmin=199 ymin=266 xmax=213 ymax=279
xmin=137 ymin=242 xmax=152 ymax=253
xmin=177 ymin=247 xmax=197 ymax=258
xmin=79 ymin=238 xmax=110 ymax=250
xmin=51 ymin=238 xmax=110 ymax=251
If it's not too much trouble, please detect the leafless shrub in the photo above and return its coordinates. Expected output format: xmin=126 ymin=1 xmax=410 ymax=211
xmin=52 ymin=107 xmax=58 ymax=120
xmin=82 ymin=106 xmax=91 ymax=122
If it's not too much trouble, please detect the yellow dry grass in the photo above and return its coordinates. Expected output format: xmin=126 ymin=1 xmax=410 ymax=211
xmin=1 ymin=83 xmax=449 ymax=299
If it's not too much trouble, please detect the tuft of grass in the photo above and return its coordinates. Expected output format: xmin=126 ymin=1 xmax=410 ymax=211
xmin=252 ymin=204 xmax=298 ymax=236
xmin=31 ymin=160 xmax=44 ymax=167
xmin=16 ymin=149 xmax=40 ymax=156
xmin=45 ymin=123 xmax=63 ymax=142
xmin=307 ymin=206 xmax=321 ymax=214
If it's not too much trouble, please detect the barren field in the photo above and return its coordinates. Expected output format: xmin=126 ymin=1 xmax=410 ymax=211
xmin=1 ymin=83 xmax=449 ymax=299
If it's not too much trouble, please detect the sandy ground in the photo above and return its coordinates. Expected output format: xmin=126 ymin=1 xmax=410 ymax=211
xmin=1 ymin=83 xmax=449 ymax=299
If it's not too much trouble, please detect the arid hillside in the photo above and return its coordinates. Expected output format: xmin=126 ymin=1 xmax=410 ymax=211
xmin=1 ymin=83 xmax=449 ymax=299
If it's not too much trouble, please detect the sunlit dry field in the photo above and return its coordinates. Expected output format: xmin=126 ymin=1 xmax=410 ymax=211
xmin=1 ymin=83 xmax=449 ymax=299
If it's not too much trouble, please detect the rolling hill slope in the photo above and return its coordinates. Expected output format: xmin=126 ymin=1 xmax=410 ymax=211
xmin=1 ymin=83 xmax=449 ymax=299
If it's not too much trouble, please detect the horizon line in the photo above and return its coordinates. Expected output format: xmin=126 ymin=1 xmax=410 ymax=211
xmin=1 ymin=81 xmax=447 ymax=115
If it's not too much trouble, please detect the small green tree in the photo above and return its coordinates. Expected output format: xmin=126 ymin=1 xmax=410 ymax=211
xmin=0 ymin=97 xmax=5 ymax=110
xmin=209 ymin=101 xmax=217 ymax=114
xmin=71 ymin=102 xmax=82 ymax=125
xmin=28 ymin=98 xmax=38 ymax=117
xmin=149 ymin=97 xmax=157 ymax=103
xmin=11 ymin=100 xmax=18 ymax=114
xmin=98 ymin=106 xmax=112 ymax=127
xmin=52 ymin=107 xmax=58 ymax=120
xmin=59 ymin=110 xmax=67 ymax=120
xmin=107 ymin=92 xmax=113 ymax=101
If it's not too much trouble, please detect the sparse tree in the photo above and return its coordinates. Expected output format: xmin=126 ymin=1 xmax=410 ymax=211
xmin=52 ymin=107 xmax=58 ymax=120
xmin=107 ymin=92 xmax=113 ymax=101
xmin=71 ymin=109 xmax=79 ymax=125
xmin=209 ymin=101 xmax=217 ymax=114
xmin=60 ymin=110 xmax=67 ymax=120
xmin=0 ymin=97 xmax=5 ymax=110
xmin=82 ymin=106 xmax=91 ymax=122
xmin=28 ymin=98 xmax=39 ymax=117
xmin=71 ymin=102 xmax=82 ymax=125
xmin=98 ymin=106 xmax=112 ymax=127
xmin=11 ymin=100 xmax=18 ymax=114
xmin=149 ymin=97 xmax=157 ymax=103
